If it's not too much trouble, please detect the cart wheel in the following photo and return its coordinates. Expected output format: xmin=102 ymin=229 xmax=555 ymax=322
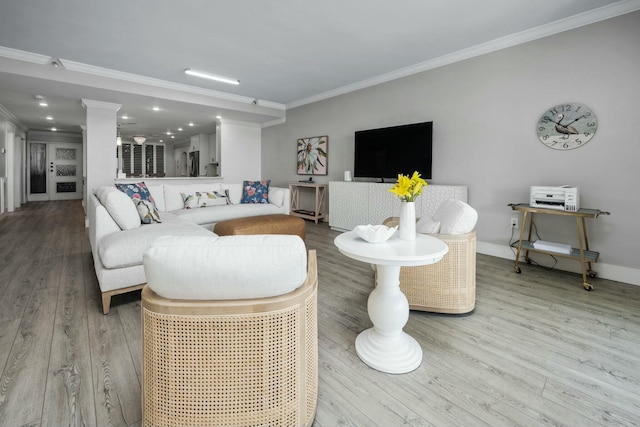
xmin=515 ymin=266 xmax=521 ymax=274
xmin=588 ymin=270 xmax=597 ymax=278
xmin=525 ymin=257 xmax=531 ymax=264
xmin=583 ymin=282 xmax=593 ymax=291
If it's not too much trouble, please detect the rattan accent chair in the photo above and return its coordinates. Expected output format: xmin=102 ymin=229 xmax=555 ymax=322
xmin=141 ymin=247 xmax=318 ymax=427
xmin=383 ymin=217 xmax=476 ymax=314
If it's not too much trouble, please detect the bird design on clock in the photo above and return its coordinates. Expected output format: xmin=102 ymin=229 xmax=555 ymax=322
xmin=537 ymin=103 xmax=598 ymax=150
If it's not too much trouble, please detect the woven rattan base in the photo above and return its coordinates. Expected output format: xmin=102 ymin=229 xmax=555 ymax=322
xmin=384 ymin=218 xmax=476 ymax=314
xmin=142 ymin=251 xmax=318 ymax=427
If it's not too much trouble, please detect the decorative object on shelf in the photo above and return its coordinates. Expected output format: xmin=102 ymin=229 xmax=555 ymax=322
xmin=388 ymin=171 xmax=427 ymax=240
xmin=353 ymin=224 xmax=397 ymax=243
xmin=536 ymin=103 xmax=598 ymax=150
xmin=297 ymin=135 xmax=328 ymax=175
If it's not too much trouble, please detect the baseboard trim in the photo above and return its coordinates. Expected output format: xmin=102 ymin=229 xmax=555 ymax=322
xmin=477 ymin=241 xmax=640 ymax=287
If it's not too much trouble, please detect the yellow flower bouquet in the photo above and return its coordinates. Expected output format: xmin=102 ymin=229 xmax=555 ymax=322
xmin=388 ymin=171 xmax=427 ymax=202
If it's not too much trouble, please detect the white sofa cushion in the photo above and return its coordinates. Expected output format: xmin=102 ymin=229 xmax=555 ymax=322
xmin=221 ymin=183 xmax=243 ymax=204
xmin=143 ymin=234 xmax=307 ymax=300
xmin=169 ymin=202 xmax=284 ymax=225
xmin=97 ymin=214 xmax=212 ymax=269
xmin=96 ymin=186 xmax=140 ymax=230
xmin=416 ymin=218 xmax=441 ymax=234
xmin=146 ymin=184 xmax=166 ymax=212
xmin=432 ymin=199 xmax=478 ymax=234
xmin=269 ymin=187 xmax=285 ymax=207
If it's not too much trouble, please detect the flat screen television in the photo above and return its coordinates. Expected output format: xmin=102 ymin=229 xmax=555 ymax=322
xmin=354 ymin=121 xmax=432 ymax=180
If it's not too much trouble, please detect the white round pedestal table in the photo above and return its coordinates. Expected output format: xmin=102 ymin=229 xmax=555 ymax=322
xmin=334 ymin=231 xmax=448 ymax=374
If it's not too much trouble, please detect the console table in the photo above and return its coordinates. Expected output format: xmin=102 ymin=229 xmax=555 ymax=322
xmin=289 ymin=182 xmax=327 ymax=223
xmin=509 ymin=203 xmax=610 ymax=290
xmin=334 ymin=231 xmax=448 ymax=374
xmin=328 ymin=182 xmax=467 ymax=231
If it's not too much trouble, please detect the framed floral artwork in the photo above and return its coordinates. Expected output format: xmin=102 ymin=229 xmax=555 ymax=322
xmin=297 ymin=135 xmax=328 ymax=175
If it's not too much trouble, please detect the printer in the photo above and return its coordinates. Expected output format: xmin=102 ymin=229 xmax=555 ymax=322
xmin=530 ymin=185 xmax=580 ymax=212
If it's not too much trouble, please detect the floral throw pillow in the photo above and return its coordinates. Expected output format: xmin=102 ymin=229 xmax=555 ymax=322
xmin=135 ymin=199 xmax=162 ymax=224
xmin=182 ymin=191 xmax=229 ymax=209
xmin=115 ymin=182 xmax=157 ymax=209
xmin=240 ymin=180 xmax=270 ymax=204
xmin=115 ymin=182 xmax=161 ymax=222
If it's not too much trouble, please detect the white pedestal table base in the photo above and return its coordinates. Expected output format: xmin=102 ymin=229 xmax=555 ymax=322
xmin=355 ymin=264 xmax=422 ymax=374
xmin=333 ymin=231 xmax=448 ymax=375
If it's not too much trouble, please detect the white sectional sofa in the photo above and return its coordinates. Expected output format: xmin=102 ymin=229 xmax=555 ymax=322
xmin=88 ymin=181 xmax=290 ymax=314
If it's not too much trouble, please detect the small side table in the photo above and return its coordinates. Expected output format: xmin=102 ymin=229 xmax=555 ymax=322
xmin=289 ymin=182 xmax=327 ymax=223
xmin=509 ymin=203 xmax=610 ymax=290
xmin=334 ymin=231 xmax=449 ymax=374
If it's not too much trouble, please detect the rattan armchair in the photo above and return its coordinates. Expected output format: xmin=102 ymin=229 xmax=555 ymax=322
xmin=383 ymin=217 xmax=476 ymax=314
xmin=141 ymin=246 xmax=318 ymax=427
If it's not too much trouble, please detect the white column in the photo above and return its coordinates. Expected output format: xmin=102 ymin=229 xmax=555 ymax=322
xmin=5 ymin=124 xmax=15 ymax=212
xmin=13 ymin=134 xmax=24 ymax=209
xmin=82 ymin=99 xmax=120 ymax=201
xmin=219 ymin=120 xmax=261 ymax=182
xmin=80 ymin=125 xmax=87 ymax=212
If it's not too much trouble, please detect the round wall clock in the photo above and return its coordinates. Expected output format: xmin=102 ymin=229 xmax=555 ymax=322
xmin=536 ymin=103 xmax=598 ymax=150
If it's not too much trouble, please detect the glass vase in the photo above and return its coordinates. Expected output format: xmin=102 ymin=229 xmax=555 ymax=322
xmin=398 ymin=201 xmax=416 ymax=240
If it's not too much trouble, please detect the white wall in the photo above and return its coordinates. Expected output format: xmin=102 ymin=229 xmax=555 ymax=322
xmin=219 ymin=121 xmax=261 ymax=182
xmin=262 ymin=11 xmax=640 ymax=284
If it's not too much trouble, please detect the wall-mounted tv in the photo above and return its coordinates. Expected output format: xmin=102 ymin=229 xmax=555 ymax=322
xmin=354 ymin=121 xmax=432 ymax=180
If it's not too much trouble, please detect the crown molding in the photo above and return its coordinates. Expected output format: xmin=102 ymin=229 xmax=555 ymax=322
xmin=0 ymin=46 xmax=50 ymax=65
xmin=0 ymin=102 xmax=27 ymax=132
xmin=28 ymin=130 xmax=83 ymax=141
xmin=62 ymin=59 xmax=286 ymax=111
xmin=287 ymin=0 xmax=640 ymax=109
xmin=81 ymin=99 xmax=122 ymax=111
xmin=0 ymin=46 xmax=287 ymax=113
xmin=255 ymin=99 xmax=285 ymax=110
xmin=218 ymin=118 xmax=262 ymax=128
xmin=260 ymin=117 xmax=287 ymax=128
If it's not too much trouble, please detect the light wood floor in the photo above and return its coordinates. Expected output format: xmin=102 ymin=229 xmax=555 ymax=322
xmin=1 ymin=200 xmax=639 ymax=427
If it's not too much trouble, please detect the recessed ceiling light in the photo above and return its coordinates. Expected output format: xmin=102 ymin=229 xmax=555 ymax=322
xmin=152 ymin=106 xmax=160 ymax=111
xmin=170 ymin=135 xmax=175 ymax=139
xmin=46 ymin=116 xmax=53 ymax=120
xmin=166 ymin=131 xmax=172 ymax=135
xmin=188 ymin=122 xmax=194 ymax=127
xmin=184 ymin=68 xmax=240 ymax=85
xmin=51 ymin=127 xmax=57 ymax=131
xmin=39 ymin=102 xmax=48 ymax=107
xmin=122 ymin=115 xmax=128 ymax=120
xmin=216 ymin=115 xmax=222 ymax=119
xmin=177 ymin=127 xmax=183 ymax=131
xmin=159 ymin=139 xmax=163 ymax=143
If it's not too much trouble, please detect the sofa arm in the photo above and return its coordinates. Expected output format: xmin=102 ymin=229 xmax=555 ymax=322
xmin=269 ymin=187 xmax=290 ymax=214
xmin=88 ymin=194 xmax=121 ymax=255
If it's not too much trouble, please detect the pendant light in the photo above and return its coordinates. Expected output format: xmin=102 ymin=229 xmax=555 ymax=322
xmin=116 ymin=124 xmax=122 ymax=146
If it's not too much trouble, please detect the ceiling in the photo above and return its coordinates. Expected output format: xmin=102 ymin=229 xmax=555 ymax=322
xmin=0 ymin=0 xmax=637 ymax=144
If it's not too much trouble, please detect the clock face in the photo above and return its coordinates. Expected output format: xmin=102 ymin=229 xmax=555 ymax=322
xmin=537 ymin=103 xmax=598 ymax=150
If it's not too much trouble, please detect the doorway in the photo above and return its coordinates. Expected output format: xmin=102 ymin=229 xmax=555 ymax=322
xmin=29 ymin=142 xmax=83 ymax=201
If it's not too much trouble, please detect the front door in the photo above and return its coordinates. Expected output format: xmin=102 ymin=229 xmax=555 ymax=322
xmin=47 ymin=143 xmax=83 ymax=200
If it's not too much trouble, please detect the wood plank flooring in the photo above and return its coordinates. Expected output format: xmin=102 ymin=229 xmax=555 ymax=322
xmin=0 ymin=200 xmax=639 ymax=426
